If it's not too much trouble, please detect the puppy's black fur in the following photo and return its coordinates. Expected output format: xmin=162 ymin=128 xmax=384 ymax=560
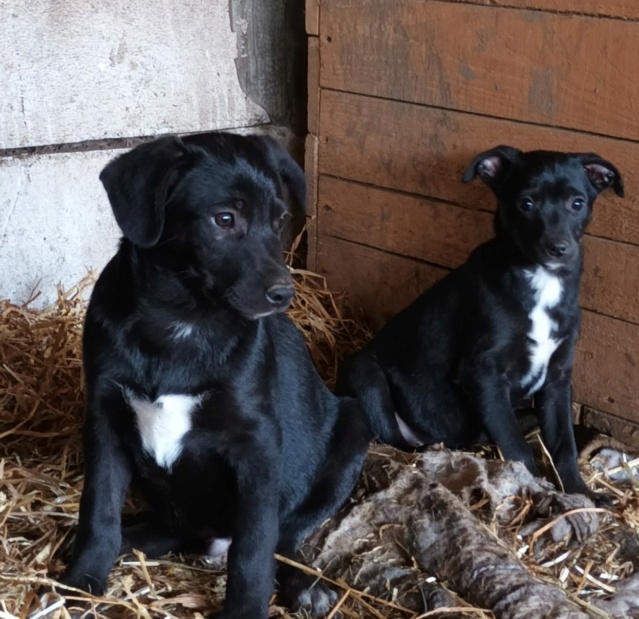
xmin=337 ymin=146 xmax=623 ymax=499
xmin=58 ymin=133 xmax=370 ymax=618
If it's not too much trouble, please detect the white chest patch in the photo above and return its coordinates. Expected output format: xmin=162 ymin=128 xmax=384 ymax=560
xmin=124 ymin=390 xmax=202 ymax=470
xmin=168 ymin=322 xmax=194 ymax=341
xmin=521 ymin=267 xmax=563 ymax=396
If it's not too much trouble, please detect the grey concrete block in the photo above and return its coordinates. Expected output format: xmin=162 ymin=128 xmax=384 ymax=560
xmin=0 ymin=150 xmax=123 ymax=307
xmin=1 ymin=0 xmax=269 ymax=149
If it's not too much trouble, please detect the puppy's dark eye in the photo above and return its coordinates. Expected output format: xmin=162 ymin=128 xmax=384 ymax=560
xmin=214 ymin=213 xmax=235 ymax=229
xmin=519 ymin=198 xmax=535 ymax=212
xmin=571 ymin=198 xmax=585 ymax=212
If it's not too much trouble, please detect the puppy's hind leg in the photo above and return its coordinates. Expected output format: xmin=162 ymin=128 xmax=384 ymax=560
xmin=277 ymin=399 xmax=370 ymax=617
xmin=337 ymin=351 xmax=410 ymax=447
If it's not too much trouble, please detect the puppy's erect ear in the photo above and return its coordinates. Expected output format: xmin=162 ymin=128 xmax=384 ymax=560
xmin=100 ymin=136 xmax=192 ymax=247
xmin=462 ymin=145 xmax=522 ymax=188
xmin=258 ymin=136 xmax=307 ymax=214
xmin=579 ymin=153 xmax=625 ymax=197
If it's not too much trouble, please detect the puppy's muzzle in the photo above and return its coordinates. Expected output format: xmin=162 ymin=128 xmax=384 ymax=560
xmin=542 ymin=237 xmax=578 ymax=266
xmin=265 ymin=283 xmax=295 ymax=309
xmin=545 ymin=239 xmax=569 ymax=258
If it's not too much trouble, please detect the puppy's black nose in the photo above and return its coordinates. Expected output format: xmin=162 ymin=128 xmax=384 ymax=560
xmin=547 ymin=241 xmax=568 ymax=257
xmin=266 ymin=284 xmax=295 ymax=306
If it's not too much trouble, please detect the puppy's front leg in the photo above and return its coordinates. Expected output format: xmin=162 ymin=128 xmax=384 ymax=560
xmin=221 ymin=438 xmax=280 ymax=619
xmin=535 ymin=373 xmax=591 ymax=497
xmin=59 ymin=392 xmax=132 ymax=595
xmin=460 ymin=358 xmax=538 ymax=475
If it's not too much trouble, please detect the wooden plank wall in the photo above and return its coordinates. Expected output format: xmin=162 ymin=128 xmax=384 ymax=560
xmin=307 ymin=0 xmax=639 ymax=447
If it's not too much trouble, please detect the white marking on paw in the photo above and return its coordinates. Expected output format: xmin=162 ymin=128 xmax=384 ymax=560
xmin=295 ymin=584 xmax=338 ymax=617
xmin=204 ymin=537 xmax=232 ymax=568
xmin=521 ymin=267 xmax=563 ymax=396
xmin=124 ymin=390 xmax=202 ymax=470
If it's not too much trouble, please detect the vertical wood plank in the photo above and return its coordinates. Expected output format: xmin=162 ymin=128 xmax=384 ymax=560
xmin=305 ymin=134 xmax=320 ymax=271
xmin=306 ymin=0 xmax=319 ymax=35
xmin=307 ymin=37 xmax=320 ymax=136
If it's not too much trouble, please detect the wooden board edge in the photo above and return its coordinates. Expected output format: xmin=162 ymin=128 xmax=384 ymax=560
xmin=305 ymin=0 xmax=319 ymax=36
xmin=581 ymin=406 xmax=639 ymax=450
xmin=442 ymin=0 xmax=639 ymax=21
xmin=307 ymin=37 xmax=320 ymax=136
xmin=305 ymin=134 xmax=320 ymax=271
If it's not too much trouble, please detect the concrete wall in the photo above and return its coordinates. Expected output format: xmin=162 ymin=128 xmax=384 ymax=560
xmin=0 ymin=0 xmax=305 ymax=307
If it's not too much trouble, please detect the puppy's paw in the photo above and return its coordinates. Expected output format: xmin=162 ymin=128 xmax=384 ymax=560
xmin=591 ymin=491 xmax=615 ymax=508
xmin=295 ymin=584 xmax=338 ymax=618
xmin=282 ymin=573 xmax=338 ymax=618
xmin=57 ymin=570 xmax=107 ymax=597
xmin=532 ymin=492 xmax=599 ymax=543
xmin=203 ymin=537 xmax=232 ymax=569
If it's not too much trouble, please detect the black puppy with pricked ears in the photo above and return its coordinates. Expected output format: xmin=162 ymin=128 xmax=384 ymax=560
xmin=57 ymin=133 xmax=370 ymax=619
xmin=337 ymin=146 xmax=623 ymax=502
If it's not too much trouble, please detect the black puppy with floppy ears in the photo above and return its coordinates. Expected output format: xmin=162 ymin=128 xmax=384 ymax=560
xmin=58 ymin=133 xmax=370 ymax=618
xmin=338 ymin=146 xmax=623 ymax=500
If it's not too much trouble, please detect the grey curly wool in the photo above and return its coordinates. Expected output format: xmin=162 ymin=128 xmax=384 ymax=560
xmin=411 ymin=483 xmax=589 ymax=619
xmin=307 ymin=447 xmax=597 ymax=618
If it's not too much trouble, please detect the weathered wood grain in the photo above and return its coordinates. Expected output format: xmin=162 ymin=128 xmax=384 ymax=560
xmin=316 ymin=236 xmax=448 ymax=327
xmin=575 ymin=311 xmax=639 ymax=424
xmin=317 ymin=176 xmax=494 ymax=269
xmin=319 ymin=91 xmax=635 ymax=245
xmin=320 ymin=1 xmax=639 ymax=140
xmin=582 ymin=237 xmax=639 ymax=325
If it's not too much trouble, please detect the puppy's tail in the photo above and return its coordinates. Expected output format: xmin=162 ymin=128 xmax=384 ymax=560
xmin=336 ymin=351 xmax=414 ymax=449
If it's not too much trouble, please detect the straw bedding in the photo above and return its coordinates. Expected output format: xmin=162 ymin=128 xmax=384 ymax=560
xmin=1 ymin=270 xmax=638 ymax=619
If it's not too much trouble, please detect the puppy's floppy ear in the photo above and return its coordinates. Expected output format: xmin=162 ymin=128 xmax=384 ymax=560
xmin=100 ymin=136 xmax=191 ymax=247
xmin=462 ymin=145 xmax=522 ymax=188
xmin=258 ymin=136 xmax=307 ymax=214
xmin=579 ymin=153 xmax=624 ymax=197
